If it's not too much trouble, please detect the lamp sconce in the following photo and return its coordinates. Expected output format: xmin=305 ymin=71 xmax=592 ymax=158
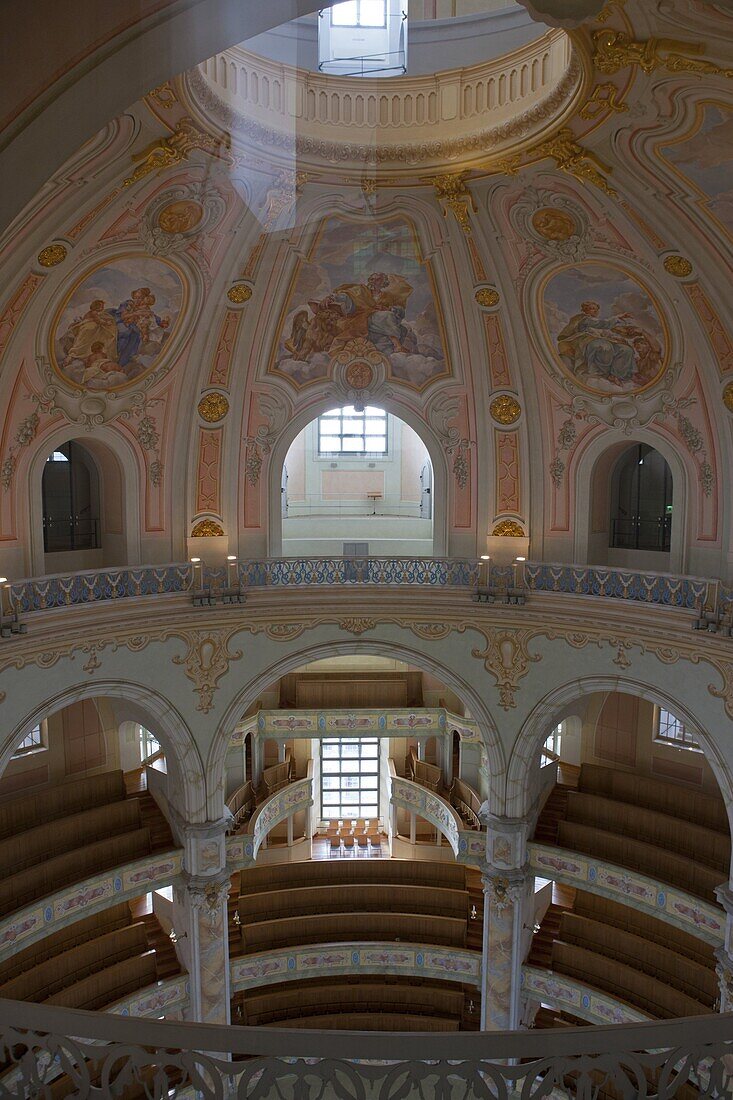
xmin=169 ymin=928 xmax=188 ymax=944
xmin=233 ymin=910 xmax=241 ymax=926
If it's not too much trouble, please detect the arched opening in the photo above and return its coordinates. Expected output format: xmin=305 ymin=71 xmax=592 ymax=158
xmin=42 ymin=442 xmax=100 ymax=558
xmin=280 ymin=404 xmax=434 ymax=557
xmin=609 ymin=443 xmax=673 ymax=564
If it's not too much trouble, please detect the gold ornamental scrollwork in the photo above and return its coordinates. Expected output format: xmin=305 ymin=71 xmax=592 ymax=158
xmin=123 ymin=117 xmax=233 ymax=187
xmin=172 ymin=630 xmax=243 ymax=714
xmin=191 ymin=519 xmax=225 ymax=537
xmin=227 ymin=284 xmax=252 ymax=304
xmin=723 ymin=382 xmax=733 ymax=414
xmin=472 ymin=628 xmax=541 ymax=711
xmin=475 ymin=288 xmax=500 ymax=308
xmin=490 ymin=396 xmax=521 ymax=425
xmin=593 ymin=30 xmax=733 ymax=79
xmin=492 ymin=519 xmax=525 ymax=537
xmin=663 ymin=256 xmax=693 ymax=278
xmin=37 ymin=244 xmax=68 ymax=268
xmin=430 ymin=172 xmax=477 ymax=234
xmin=340 ymin=618 xmax=376 ymax=635
xmin=197 ymin=393 xmax=230 ymax=423
xmin=579 ymin=83 xmax=628 ymax=120
xmin=535 ymin=129 xmax=617 ymax=198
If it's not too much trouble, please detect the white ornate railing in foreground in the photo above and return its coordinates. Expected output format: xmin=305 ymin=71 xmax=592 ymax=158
xmin=1 ymin=997 xmax=731 ymax=1098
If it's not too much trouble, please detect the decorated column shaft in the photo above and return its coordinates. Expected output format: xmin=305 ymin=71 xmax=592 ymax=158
xmin=173 ymin=820 xmax=232 ymax=1025
xmin=480 ymin=816 xmax=531 ymax=1030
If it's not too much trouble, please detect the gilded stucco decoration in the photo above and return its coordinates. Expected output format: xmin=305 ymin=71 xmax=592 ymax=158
xmin=472 ymin=629 xmax=541 ymax=710
xmin=1 ymin=411 xmax=40 ymax=490
xmin=535 ymin=129 xmax=617 ymax=198
xmin=579 ymin=83 xmax=628 ymax=121
xmin=227 ymin=284 xmax=252 ymax=305
xmin=492 ymin=520 xmax=525 ymax=537
xmin=475 ymin=288 xmax=500 ymax=308
xmin=37 ymin=244 xmax=68 ymax=268
xmin=172 ymin=630 xmax=243 ymax=714
xmin=663 ymin=256 xmax=693 ymax=278
xmin=123 ymin=117 xmax=233 ymax=187
xmin=490 ymin=396 xmax=521 ymax=425
xmin=510 ymin=188 xmax=589 ymax=261
xmin=141 ymin=182 xmax=225 ymax=256
xmin=198 ymin=393 xmax=230 ymax=423
xmin=431 ymin=173 xmax=476 ymax=234
xmin=191 ymin=519 xmax=225 ymax=537
xmin=340 ymin=618 xmax=377 ymax=635
xmin=723 ymin=383 xmax=733 ymax=414
xmin=593 ymin=30 xmax=733 ymax=79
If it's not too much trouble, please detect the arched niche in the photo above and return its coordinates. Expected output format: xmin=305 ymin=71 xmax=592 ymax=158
xmin=206 ymin=638 xmax=503 ymax=822
xmin=28 ymin=428 xmax=142 ymax=577
xmin=1 ymin=681 xmax=206 ymax=825
xmin=573 ymin=429 xmax=687 ymax=575
xmin=267 ymin=398 xmax=448 ymax=557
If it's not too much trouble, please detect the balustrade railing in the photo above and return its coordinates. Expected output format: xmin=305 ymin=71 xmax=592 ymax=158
xmin=1 ymin=996 xmax=731 ymax=1098
xmin=3 ymin=556 xmax=729 ymax=617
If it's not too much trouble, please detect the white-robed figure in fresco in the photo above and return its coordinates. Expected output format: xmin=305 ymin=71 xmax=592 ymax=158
xmin=556 ymin=299 xmax=650 ymax=386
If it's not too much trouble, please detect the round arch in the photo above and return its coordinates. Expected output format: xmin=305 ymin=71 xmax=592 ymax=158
xmin=0 ymin=679 xmax=206 ymax=824
xmin=573 ymin=427 xmax=689 ymax=575
xmin=205 ymin=637 xmax=504 ymax=821
xmin=26 ymin=425 xmax=142 ymax=576
xmin=267 ymin=398 xmax=449 ymax=557
xmin=505 ymin=675 xmax=733 ymax=834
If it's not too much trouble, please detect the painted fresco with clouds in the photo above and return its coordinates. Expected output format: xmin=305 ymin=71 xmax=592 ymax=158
xmin=541 ymin=262 xmax=667 ymax=396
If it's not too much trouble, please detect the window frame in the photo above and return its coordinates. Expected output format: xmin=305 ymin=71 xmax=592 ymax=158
xmin=320 ymin=736 xmax=380 ymax=819
xmin=654 ymin=706 xmax=701 ymax=752
xmin=330 ymin=0 xmax=387 ymax=28
xmin=317 ymin=405 xmax=388 ymax=457
xmin=12 ymin=723 xmax=46 ymax=758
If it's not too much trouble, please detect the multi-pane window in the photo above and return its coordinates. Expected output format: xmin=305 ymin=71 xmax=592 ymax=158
xmin=13 ymin=725 xmax=43 ymax=756
xmin=318 ymin=406 xmax=387 ymax=455
xmin=139 ymin=725 xmax=161 ymax=763
xmin=331 ymin=0 xmax=386 ymax=26
xmin=542 ymin=721 xmax=563 ymax=763
xmin=321 ymin=737 xmax=380 ymax=819
xmin=655 ymin=708 xmax=700 ymax=751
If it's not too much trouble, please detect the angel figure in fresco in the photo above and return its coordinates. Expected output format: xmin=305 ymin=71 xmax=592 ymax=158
xmin=283 ymin=271 xmax=416 ymax=360
xmin=556 ymin=300 xmax=660 ymax=387
xmin=60 ymin=299 xmax=118 ymax=367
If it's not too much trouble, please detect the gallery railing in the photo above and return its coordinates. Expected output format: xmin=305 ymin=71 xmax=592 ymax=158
xmin=4 ymin=557 xmax=728 ymax=618
xmin=0 ymin=997 xmax=731 ymax=1098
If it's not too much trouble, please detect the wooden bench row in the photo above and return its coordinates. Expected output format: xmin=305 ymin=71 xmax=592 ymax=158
xmin=239 ymin=884 xmax=469 ymax=924
xmin=0 ymin=828 xmax=151 ymax=918
xmin=566 ymin=791 xmax=730 ymax=873
xmin=268 ymin=1013 xmax=460 ymax=1031
xmin=556 ymin=820 xmax=723 ymax=903
xmin=578 ymin=763 xmax=728 ymax=835
xmin=239 ymin=911 xmax=467 ymax=954
xmin=552 ymin=941 xmax=709 ymax=1020
xmin=0 ymin=902 xmax=132 ymax=985
xmin=572 ymin=890 xmax=716 ymax=970
xmin=238 ymin=858 xmax=466 ymax=897
xmin=241 ymin=981 xmax=465 ymax=1025
xmin=45 ymin=951 xmax=158 ymax=1012
xmin=0 ymin=923 xmax=149 ymax=1004
xmin=0 ymin=770 xmax=126 ymax=840
xmin=0 ymin=798 xmax=142 ymax=878
xmin=558 ymin=912 xmax=718 ymax=1007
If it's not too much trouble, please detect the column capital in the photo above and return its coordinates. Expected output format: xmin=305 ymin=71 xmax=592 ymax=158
xmin=481 ymin=867 xmax=528 ymax=911
xmin=175 ymin=818 xmax=229 ymax=878
xmin=480 ymin=814 xmax=531 ymax=872
xmin=715 ymin=946 xmax=733 ymax=1011
xmin=183 ymin=871 xmax=231 ymax=924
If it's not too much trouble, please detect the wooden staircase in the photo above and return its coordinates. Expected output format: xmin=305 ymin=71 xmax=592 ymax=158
xmin=140 ymin=912 xmax=182 ymax=981
xmin=533 ymin=784 xmax=572 ymax=845
xmin=132 ymin=790 xmax=175 ymax=851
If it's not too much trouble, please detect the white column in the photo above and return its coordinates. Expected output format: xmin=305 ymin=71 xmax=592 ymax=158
xmin=409 ymin=810 xmax=417 ymax=845
xmin=287 ymin=813 xmax=294 ymax=847
xmin=480 ymin=815 xmax=531 ymax=1031
xmin=714 ymin=885 xmax=733 ymax=1010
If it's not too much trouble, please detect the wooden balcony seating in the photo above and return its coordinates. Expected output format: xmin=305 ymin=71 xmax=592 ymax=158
xmin=450 ymin=778 xmax=481 ymax=830
xmin=262 ymin=761 xmax=290 ymax=797
xmin=556 ymin=820 xmax=723 ymax=902
xmin=268 ymin=1013 xmax=460 ymax=1031
xmin=551 ymin=941 xmax=709 ymax=1019
xmin=577 ymin=764 xmax=728 ymax=834
xmin=238 ymin=884 xmax=470 ymax=924
xmin=238 ymin=858 xmax=466 ymax=896
xmin=0 ymin=903 xmax=132 ymax=986
xmin=240 ymin=979 xmax=465 ymax=1025
xmin=45 ymin=951 xmax=158 ymax=1011
xmin=0 ymin=770 xmax=126 ymax=840
xmin=571 ymin=891 xmax=716 ymax=971
xmin=240 ymin=911 xmax=467 ymax=953
xmin=0 ymin=798 xmax=143 ymax=877
xmin=557 ymin=912 xmax=718 ymax=1007
xmin=0 ymin=923 xmax=150 ymax=1003
xmin=565 ymin=791 xmax=730 ymax=873
xmin=0 ymin=827 xmax=152 ymax=917
xmin=226 ymin=781 xmax=255 ymax=831
xmin=406 ymin=748 xmax=441 ymax=793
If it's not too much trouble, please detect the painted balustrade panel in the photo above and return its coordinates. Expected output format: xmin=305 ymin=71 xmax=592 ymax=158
xmin=230 ymin=942 xmax=480 ymax=992
xmin=235 ymin=557 xmax=481 ymax=589
xmin=108 ymin=975 xmax=190 ymax=1019
xmin=522 ymin=964 xmax=651 ymax=1026
xmin=529 ymin=842 xmax=725 ymax=945
xmin=523 ymin=561 xmax=710 ymax=608
xmin=390 ymin=774 xmax=465 ymax=859
xmin=0 ymin=849 xmax=183 ymax=961
xmin=232 ymin=778 xmax=314 ymax=862
xmin=257 ymin=707 xmax=451 ymax=738
xmin=8 ymin=563 xmax=193 ymax=611
xmin=1 ymin=995 xmax=732 ymax=1098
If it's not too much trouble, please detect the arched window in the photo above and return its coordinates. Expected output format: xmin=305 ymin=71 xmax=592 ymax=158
xmin=42 ymin=441 xmax=100 ymax=553
xmin=610 ymin=443 xmax=672 ymax=553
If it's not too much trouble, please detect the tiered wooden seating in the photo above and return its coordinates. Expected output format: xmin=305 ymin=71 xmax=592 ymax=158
xmin=240 ymin=911 xmax=466 ymax=953
xmin=269 ymin=1013 xmax=459 ymax=1031
xmin=0 ymin=770 xmax=126 ymax=839
xmin=451 ymin=778 xmax=481 ymax=830
xmin=45 ymin=952 xmax=158 ymax=1011
xmin=227 ymin=781 xmax=255 ymax=830
xmin=577 ymin=764 xmax=728 ymax=833
xmin=263 ymin=761 xmax=289 ymax=797
xmin=240 ymin=978 xmax=465 ymax=1024
xmin=238 ymin=858 xmax=466 ymax=896
xmin=406 ymin=747 xmax=441 ymax=792
xmin=551 ymin=941 xmax=708 ymax=1019
xmin=0 ymin=903 xmax=132 ymax=985
xmin=239 ymin=884 xmax=469 ymax=923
